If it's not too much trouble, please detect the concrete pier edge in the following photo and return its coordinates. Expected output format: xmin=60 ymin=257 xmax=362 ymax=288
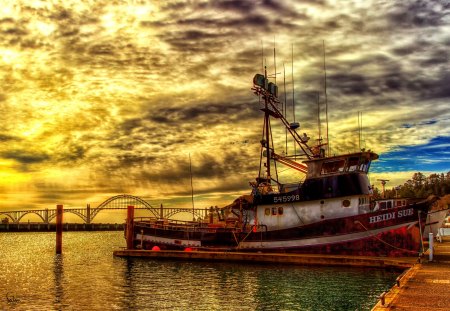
xmin=371 ymin=236 xmax=450 ymax=311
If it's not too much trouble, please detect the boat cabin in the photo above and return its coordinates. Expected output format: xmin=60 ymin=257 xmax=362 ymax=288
xmin=303 ymin=151 xmax=379 ymax=179
xmin=373 ymin=198 xmax=409 ymax=211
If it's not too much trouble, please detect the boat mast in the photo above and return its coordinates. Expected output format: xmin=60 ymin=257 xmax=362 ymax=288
xmin=317 ymin=92 xmax=321 ymax=144
xmin=323 ymin=40 xmax=330 ymax=156
xmin=291 ymin=44 xmax=296 ymax=159
xmin=264 ymin=66 xmax=271 ymax=183
xmin=284 ymin=63 xmax=288 ymax=155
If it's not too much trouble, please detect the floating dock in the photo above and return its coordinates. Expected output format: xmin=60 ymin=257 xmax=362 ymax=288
xmin=113 ymin=248 xmax=416 ymax=270
xmin=372 ymin=236 xmax=450 ymax=310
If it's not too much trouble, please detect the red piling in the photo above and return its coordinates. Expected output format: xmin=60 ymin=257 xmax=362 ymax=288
xmin=56 ymin=204 xmax=63 ymax=254
xmin=126 ymin=205 xmax=135 ymax=250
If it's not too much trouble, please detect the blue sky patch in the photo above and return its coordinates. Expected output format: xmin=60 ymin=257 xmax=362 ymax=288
xmin=371 ymin=136 xmax=450 ymax=173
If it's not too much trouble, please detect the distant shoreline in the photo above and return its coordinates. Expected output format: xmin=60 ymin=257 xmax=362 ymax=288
xmin=0 ymin=223 xmax=124 ymax=232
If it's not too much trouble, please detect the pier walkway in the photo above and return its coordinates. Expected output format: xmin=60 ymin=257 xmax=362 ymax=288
xmin=372 ymin=236 xmax=450 ymax=311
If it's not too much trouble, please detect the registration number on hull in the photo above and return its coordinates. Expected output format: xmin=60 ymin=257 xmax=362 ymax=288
xmin=273 ymin=194 xmax=300 ymax=203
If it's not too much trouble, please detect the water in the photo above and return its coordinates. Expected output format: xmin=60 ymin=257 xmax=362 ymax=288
xmin=0 ymin=232 xmax=399 ymax=310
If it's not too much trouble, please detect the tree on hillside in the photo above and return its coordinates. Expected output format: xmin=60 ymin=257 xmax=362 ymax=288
xmin=375 ymin=171 xmax=450 ymax=198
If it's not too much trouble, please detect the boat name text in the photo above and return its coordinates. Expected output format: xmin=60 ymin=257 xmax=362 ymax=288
xmin=369 ymin=208 xmax=414 ymax=224
xmin=273 ymin=195 xmax=300 ymax=203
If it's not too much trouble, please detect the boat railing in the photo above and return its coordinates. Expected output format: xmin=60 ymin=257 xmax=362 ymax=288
xmin=133 ymin=217 xmax=219 ymax=232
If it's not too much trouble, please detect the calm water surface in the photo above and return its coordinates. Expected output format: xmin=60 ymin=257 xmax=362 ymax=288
xmin=0 ymin=232 xmax=399 ymax=310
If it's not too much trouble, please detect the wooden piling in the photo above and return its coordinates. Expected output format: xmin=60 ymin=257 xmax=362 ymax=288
xmin=126 ymin=205 xmax=135 ymax=250
xmin=56 ymin=204 xmax=63 ymax=254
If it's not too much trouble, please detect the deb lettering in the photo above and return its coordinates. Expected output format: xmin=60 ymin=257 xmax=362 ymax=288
xmin=369 ymin=208 xmax=414 ymax=224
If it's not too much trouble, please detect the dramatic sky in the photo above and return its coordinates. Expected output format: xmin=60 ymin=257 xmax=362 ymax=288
xmin=1 ymin=0 xmax=449 ymax=212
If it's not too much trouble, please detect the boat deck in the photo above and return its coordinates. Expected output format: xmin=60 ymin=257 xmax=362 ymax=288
xmin=372 ymin=236 xmax=450 ymax=310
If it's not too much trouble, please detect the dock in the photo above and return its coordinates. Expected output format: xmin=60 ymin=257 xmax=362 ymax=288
xmin=372 ymin=236 xmax=450 ymax=310
xmin=113 ymin=248 xmax=417 ymax=270
xmin=114 ymin=237 xmax=450 ymax=310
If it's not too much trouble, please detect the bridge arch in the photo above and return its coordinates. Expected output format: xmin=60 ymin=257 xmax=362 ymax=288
xmin=164 ymin=209 xmax=206 ymax=220
xmin=90 ymin=194 xmax=159 ymax=222
xmin=46 ymin=210 xmax=87 ymax=223
xmin=16 ymin=211 xmax=46 ymax=223
xmin=0 ymin=212 xmax=16 ymax=223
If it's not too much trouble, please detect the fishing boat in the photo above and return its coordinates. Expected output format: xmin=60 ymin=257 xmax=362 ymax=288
xmin=127 ymin=69 xmax=436 ymax=257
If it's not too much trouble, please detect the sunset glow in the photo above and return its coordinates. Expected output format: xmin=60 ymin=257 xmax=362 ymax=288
xmin=1 ymin=0 xmax=449 ymax=211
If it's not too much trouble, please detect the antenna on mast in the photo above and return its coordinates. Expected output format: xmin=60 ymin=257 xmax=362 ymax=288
xmin=291 ymin=43 xmax=297 ymax=159
xmin=261 ymin=40 xmax=264 ymax=73
xmin=284 ymin=63 xmax=288 ymax=155
xmin=189 ymin=153 xmax=195 ymax=221
xmin=317 ymin=92 xmax=321 ymax=143
xmin=291 ymin=43 xmax=295 ymax=123
xmin=358 ymin=111 xmax=362 ymax=151
xmin=323 ymin=40 xmax=330 ymax=156
xmin=273 ymin=37 xmax=276 ymax=84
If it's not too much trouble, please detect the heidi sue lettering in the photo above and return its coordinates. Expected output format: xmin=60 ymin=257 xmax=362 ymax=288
xmin=369 ymin=208 xmax=414 ymax=224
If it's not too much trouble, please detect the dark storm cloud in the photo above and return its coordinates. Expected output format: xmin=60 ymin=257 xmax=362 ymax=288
xmin=0 ymin=17 xmax=29 ymax=47
xmin=138 ymin=149 xmax=257 ymax=185
xmin=54 ymin=142 xmax=89 ymax=163
xmin=0 ymin=133 xmax=19 ymax=142
xmin=386 ymin=0 xmax=447 ymax=28
xmin=404 ymin=72 xmax=450 ymax=100
xmin=116 ymin=154 xmax=157 ymax=167
xmin=209 ymin=0 xmax=304 ymax=20
xmin=1 ymin=150 xmax=50 ymax=165
xmin=329 ymin=73 xmax=371 ymax=96
xmin=147 ymin=100 xmax=257 ymax=124
xmin=161 ymin=29 xmax=230 ymax=53
xmin=423 ymin=72 xmax=450 ymax=99
xmin=420 ymin=49 xmax=448 ymax=66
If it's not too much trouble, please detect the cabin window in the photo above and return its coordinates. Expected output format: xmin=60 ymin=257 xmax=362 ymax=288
xmin=271 ymin=207 xmax=278 ymax=215
xmin=342 ymin=199 xmax=351 ymax=208
xmin=321 ymin=160 xmax=346 ymax=174
xmin=265 ymin=208 xmax=270 ymax=216
xmin=387 ymin=201 xmax=392 ymax=209
xmin=359 ymin=159 xmax=370 ymax=172
xmin=396 ymin=200 xmax=402 ymax=207
xmin=380 ymin=202 xmax=386 ymax=210
xmin=347 ymin=157 xmax=360 ymax=172
xmin=278 ymin=207 xmax=284 ymax=215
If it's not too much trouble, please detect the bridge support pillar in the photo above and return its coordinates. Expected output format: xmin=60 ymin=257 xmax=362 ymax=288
xmin=44 ymin=208 xmax=49 ymax=224
xmin=86 ymin=204 xmax=91 ymax=224
xmin=160 ymin=204 xmax=163 ymax=219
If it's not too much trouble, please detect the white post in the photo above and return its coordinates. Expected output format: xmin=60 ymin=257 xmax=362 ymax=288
xmin=429 ymin=232 xmax=434 ymax=262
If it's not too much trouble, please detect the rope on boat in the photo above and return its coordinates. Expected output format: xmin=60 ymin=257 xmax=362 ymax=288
xmin=236 ymin=225 xmax=258 ymax=249
xmin=418 ymin=210 xmax=424 ymax=255
xmin=354 ymin=220 xmax=419 ymax=255
xmin=232 ymin=231 xmax=240 ymax=246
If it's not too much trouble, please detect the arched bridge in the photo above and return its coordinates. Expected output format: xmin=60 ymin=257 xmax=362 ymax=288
xmin=0 ymin=194 xmax=209 ymax=224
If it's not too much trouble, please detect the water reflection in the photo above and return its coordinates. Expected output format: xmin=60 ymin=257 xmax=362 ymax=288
xmin=53 ymin=254 xmax=65 ymax=308
xmin=0 ymin=232 xmax=398 ymax=310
